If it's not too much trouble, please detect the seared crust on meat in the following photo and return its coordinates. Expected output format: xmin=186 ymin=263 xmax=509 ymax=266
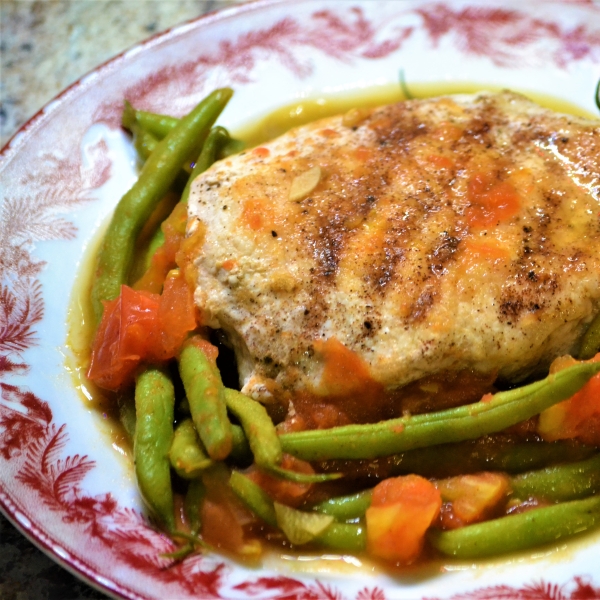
xmin=187 ymin=91 xmax=600 ymax=402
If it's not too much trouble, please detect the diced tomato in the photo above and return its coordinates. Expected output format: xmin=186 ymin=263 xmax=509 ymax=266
xmin=186 ymin=335 xmax=219 ymax=365
xmin=466 ymin=172 xmax=520 ymax=228
xmin=366 ymin=475 xmax=441 ymax=564
xmin=248 ymin=454 xmax=315 ymax=508
xmin=538 ymin=354 xmax=600 ymax=445
xmin=252 ymin=147 xmax=270 ymax=158
xmin=435 ymin=472 xmax=509 ymax=529
xmin=87 ymin=274 xmax=199 ymax=391
xmin=201 ymin=466 xmax=260 ymax=556
xmin=427 ymin=154 xmax=454 ymax=169
xmin=87 ymin=285 xmax=162 ymax=390
xmin=134 ymin=202 xmax=188 ymax=293
xmin=158 ymin=270 xmax=197 ymax=358
xmin=202 ymin=498 xmax=247 ymax=553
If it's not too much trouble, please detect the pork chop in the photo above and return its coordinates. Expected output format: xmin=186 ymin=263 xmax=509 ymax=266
xmin=186 ymin=91 xmax=600 ymax=415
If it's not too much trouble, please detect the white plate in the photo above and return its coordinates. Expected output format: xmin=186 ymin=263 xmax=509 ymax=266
xmin=1 ymin=1 xmax=599 ymax=598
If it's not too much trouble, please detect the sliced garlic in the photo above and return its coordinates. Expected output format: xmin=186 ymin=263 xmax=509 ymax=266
xmin=274 ymin=502 xmax=334 ymax=545
xmin=344 ymin=214 xmax=363 ymax=230
xmin=289 ymin=166 xmax=321 ymax=202
xmin=342 ymin=107 xmax=371 ymax=128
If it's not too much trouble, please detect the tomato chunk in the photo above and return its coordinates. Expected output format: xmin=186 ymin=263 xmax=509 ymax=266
xmin=435 ymin=472 xmax=509 ymax=529
xmin=87 ymin=285 xmax=162 ymax=390
xmin=200 ymin=466 xmax=261 ymax=557
xmin=538 ymin=354 xmax=600 ymax=445
xmin=248 ymin=454 xmax=314 ymax=508
xmin=466 ymin=172 xmax=520 ymax=228
xmin=366 ymin=475 xmax=441 ymax=564
xmin=134 ymin=202 xmax=188 ymax=293
xmin=158 ymin=270 xmax=197 ymax=358
xmin=87 ymin=274 xmax=198 ymax=391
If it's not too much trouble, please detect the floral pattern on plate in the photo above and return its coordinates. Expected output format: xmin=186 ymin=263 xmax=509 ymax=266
xmin=1 ymin=1 xmax=599 ymax=598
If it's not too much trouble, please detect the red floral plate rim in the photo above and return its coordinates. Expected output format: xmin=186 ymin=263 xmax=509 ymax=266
xmin=1 ymin=1 xmax=600 ymax=599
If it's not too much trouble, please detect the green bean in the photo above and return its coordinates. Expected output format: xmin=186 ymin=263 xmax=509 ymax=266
xmin=161 ymin=544 xmax=194 ymax=562
xmin=579 ymin=312 xmax=600 ymax=359
xmin=141 ymin=126 xmax=231 ymax=274
xmin=224 ymin=388 xmax=282 ymax=468
xmin=179 ymin=396 xmax=254 ymax=461
xmin=222 ymin=390 xmax=338 ymax=480
xmin=166 ymin=530 xmax=211 ymax=561
xmin=90 ymin=88 xmax=232 ymax=322
xmin=399 ymin=69 xmax=415 ymax=100
xmin=125 ymin=107 xmax=242 ymax=151
xmin=132 ymin=109 xmax=179 ymax=139
xmin=122 ymin=101 xmax=160 ymax=162
xmin=220 ymin=137 xmax=245 ymax=157
xmin=313 ymin=452 xmax=600 ymax=521
xmin=230 ymin=424 xmax=252 ymax=463
xmin=160 ymin=478 xmax=208 ymax=562
xmin=320 ymin=439 xmax=597 ymax=481
xmin=123 ymin=102 xmax=195 ymax=180
xmin=178 ymin=338 xmax=233 ymax=460
xmin=142 ymin=227 xmax=166 ymax=271
xmin=511 ymin=453 xmax=600 ymax=502
xmin=184 ymin=478 xmax=206 ymax=535
xmin=170 ymin=530 xmax=209 ymax=548
xmin=134 ymin=367 xmax=175 ymax=530
xmin=267 ymin=465 xmax=342 ymax=483
xmin=121 ymin=100 xmax=138 ymax=132
xmin=312 ymin=489 xmax=373 ymax=520
xmin=458 ymin=440 xmax=597 ymax=475
xmin=169 ymin=418 xmax=213 ymax=478
xmin=229 ymin=471 xmax=366 ymax=551
xmin=280 ymin=362 xmax=600 ymax=461
xmin=179 ymin=406 xmax=252 ymax=464
xmin=185 ymin=126 xmax=231 ymax=194
xmin=230 ymin=470 xmax=277 ymax=527
xmin=315 ymin=522 xmax=366 ymax=552
xmin=126 ymin=103 xmax=244 ymax=159
xmin=429 ymin=494 xmax=600 ymax=558
xmin=133 ymin=128 xmax=160 ymax=163
xmin=117 ymin=393 xmax=136 ymax=443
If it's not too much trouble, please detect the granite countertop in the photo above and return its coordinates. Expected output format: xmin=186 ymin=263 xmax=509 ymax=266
xmin=0 ymin=1 xmax=246 ymax=147
xmin=0 ymin=2 xmax=244 ymax=598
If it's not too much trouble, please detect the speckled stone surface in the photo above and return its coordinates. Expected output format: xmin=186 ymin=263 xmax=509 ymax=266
xmin=0 ymin=2 xmax=246 ymax=598
xmin=0 ymin=0 xmax=246 ymax=148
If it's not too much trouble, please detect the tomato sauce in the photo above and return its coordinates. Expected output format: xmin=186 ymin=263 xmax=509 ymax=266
xmin=280 ymin=336 xmax=498 ymax=432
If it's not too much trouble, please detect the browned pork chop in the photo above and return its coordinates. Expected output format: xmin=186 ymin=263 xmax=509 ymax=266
xmin=186 ymin=91 xmax=600 ymax=409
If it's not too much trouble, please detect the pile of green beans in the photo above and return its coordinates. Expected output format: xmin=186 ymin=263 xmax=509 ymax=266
xmin=91 ymin=88 xmax=233 ymax=322
xmin=91 ymin=88 xmax=600 ymax=565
